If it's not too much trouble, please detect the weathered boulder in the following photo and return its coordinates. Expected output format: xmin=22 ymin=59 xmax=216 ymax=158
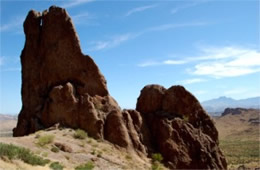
xmin=136 ymin=84 xmax=227 ymax=169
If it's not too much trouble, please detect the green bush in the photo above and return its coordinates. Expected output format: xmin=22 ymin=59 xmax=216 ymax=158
xmin=73 ymin=129 xmax=88 ymax=139
xmin=75 ymin=161 xmax=94 ymax=170
xmin=51 ymin=146 xmax=60 ymax=153
xmin=50 ymin=162 xmax=64 ymax=170
xmin=0 ymin=142 xmax=50 ymax=166
xmin=152 ymin=162 xmax=163 ymax=170
xmin=152 ymin=153 xmax=163 ymax=163
xmin=36 ymin=134 xmax=54 ymax=147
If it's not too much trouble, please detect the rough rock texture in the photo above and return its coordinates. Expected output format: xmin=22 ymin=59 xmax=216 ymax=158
xmin=14 ymin=6 xmax=227 ymax=169
xmin=136 ymin=85 xmax=227 ymax=169
xmin=13 ymin=7 xmax=142 ymax=155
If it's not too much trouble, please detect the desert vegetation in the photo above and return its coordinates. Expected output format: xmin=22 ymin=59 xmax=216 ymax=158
xmin=36 ymin=134 xmax=55 ymax=147
xmin=73 ymin=129 xmax=88 ymax=139
xmin=220 ymin=140 xmax=259 ymax=168
xmin=0 ymin=142 xmax=50 ymax=166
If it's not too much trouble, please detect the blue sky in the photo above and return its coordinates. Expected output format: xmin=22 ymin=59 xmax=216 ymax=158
xmin=0 ymin=0 xmax=259 ymax=114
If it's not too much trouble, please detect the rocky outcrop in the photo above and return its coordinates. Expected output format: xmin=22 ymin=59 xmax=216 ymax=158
xmin=136 ymin=85 xmax=227 ymax=169
xmin=14 ymin=6 xmax=227 ymax=169
xmin=14 ymin=6 xmax=149 ymax=157
xmin=221 ymin=108 xmax=255 ymax=116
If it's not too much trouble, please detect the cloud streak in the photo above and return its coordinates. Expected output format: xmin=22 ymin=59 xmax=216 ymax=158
xmin=191 ymin=46 xmax=260 ymax=78
xmin=177 ymin=78 xmax=206 ymax=85
xmin=171 ymin=0 xmax=208 ymax=14
xmin=62 ymin=0 xmax=95 ymax=9
xmin=138 ymin=45 xmax=260 ymax=78
xmin=89 ymin=33 xmax=140 ymax=51
xmin=90 ymin=21 xmax=208 ymax=51
xmin=125 ymin=4 xmax=157 ymax=17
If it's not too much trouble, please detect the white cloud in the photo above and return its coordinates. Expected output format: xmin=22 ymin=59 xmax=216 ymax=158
xmin=125 ymin=4 xmax=157 ymax=17
xmin=191 ymin=46 xmax=260 ymax=78
xmin=177 ymin=78 xmax=206 ymax=85
xmin=138 ymin=59 xmax=187 ymax=67
xmin=0 ymin=16 xmax=24 ymax=32
xmin=171 ymin=0 xmax=208 ymax=14
xmin=148 ymin=22 xmax=208 ymax=32
xmin=137 ymin=61 xmax=161 ymax=67
xmin=62 ymin=0 xmax=95 ymax=8
xmin=163 ymin=59 xmax=187 ymax=65
xmin=138 ymin=45 xmax=260 ymax=78
xmin=89 ymin=21 xmax=209 ymax=51
xmin=89 ymin=33 xmax=138 ymax=51
xmin=71 ymin=12 xmax=97 ymax=26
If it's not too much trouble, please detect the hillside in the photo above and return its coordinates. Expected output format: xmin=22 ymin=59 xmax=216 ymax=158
xmin=214 ymin=108 xmax=259 ymax=140
xmin=0 ymin=127 xmax=154 ymax=170
xmin=202 ymin=96 xmax=260 ymax=115
xmin=213 ymin=108 xmax=260 ymax=169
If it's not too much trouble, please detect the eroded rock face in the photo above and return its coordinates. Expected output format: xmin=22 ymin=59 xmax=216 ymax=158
xmin=14 ymin=6 xmax=150 ymax=157
xmin=14 ymin=6 xmax=226 ymax=169
xmin=136 ymin=85 xmax=227 ymax=169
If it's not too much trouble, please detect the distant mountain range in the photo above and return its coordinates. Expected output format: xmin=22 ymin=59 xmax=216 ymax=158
xmin=202 ymin=96 xmax=260 ymax=116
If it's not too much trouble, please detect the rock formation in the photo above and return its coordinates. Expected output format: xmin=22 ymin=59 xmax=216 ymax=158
xmin=14 ymin=6 xmax=227 ymax=169
xmin=136 ymin=85 xmax=227 ymax=169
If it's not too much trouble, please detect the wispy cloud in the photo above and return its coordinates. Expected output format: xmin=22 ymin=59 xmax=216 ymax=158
xmin=62 ymin=0 xmax=95 ymax=9
xmin=71 ymin=12 xmax=97 ymax=26
xmin=177 ymin=78 xmax=206 ymax=85
xmin=0 ymin=16 xmax=24 ymax=32
xmin=125 ymin=4 xmax=157 ymax=17
xmin=90 ymin=21 xmax=208 ymax=51
xmin=138 ymin=45 xmax=260 ymax=78
xmin=89 ymin=33 xmax=139 ymax=51
xmin=138 ymin=59 xmax=187 ymax=67
xmin=191 ymin=46 xmax=260 ymax=78
xmin=148 ymin=22 xmax=208 ymax=31
xmin=171 ymin=0 xmax=208 ymax=14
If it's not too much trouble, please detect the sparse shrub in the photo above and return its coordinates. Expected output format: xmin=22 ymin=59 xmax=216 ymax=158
xmin=0 ymin=142 xmax=50 ymax=166
xmin=183 ymin=115 xmax=189 ymax=122
xmin=75 ymin=161 xmax=94 ymax=170
xmin=87 ymin=139 xmax=92 ymax=144
xmin=151 ymin=153 xmax=164 ymax=170
xmin=42 ymin=152 xmax=48 ymax=157
xmin=73 ymin=129 xmax=88 ymax=139
xmin=50 ymin=162 xmax=64 ymax=170
xmin=36 ymin=134 xmax=54 ymax=147
xmin=51 ymin=146 xmax=60 ymax=153
xmin=152 ymin=153 xmax=163 ymax=163
xmin=125 ymin=155 xmax=132 ymax=160
xmin=91 ymin=149 xmax=96 ymax=155
xmin=97 ymin=151 xmax=102 ymax=157
xmin=152 ymin=162 xmax=163 ymax=170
